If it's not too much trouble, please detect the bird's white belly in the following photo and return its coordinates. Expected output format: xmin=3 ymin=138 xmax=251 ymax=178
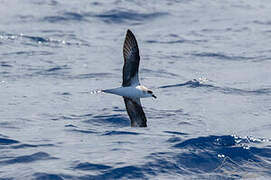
xmin=103 ymin=86 xmax=145 ymax=98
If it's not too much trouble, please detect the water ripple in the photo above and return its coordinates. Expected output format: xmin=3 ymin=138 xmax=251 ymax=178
xmin=33 ymin=65 xmax=70 ymax=76
xmin=11 ymin=143 xmax=55 ymax=149
xmin=159 ymin=79 xmax=271 ymax=96
xmin=102 ymin=130 xmax=141 ymax=136
xmin=0 ymin=32 xmax=87 ymax=47
xmin=0 ymin=152 xmax=56 ymax=165
xmin=169 ymin=135 xmax=271 ymax=174
xmin=0 ymin=137 xmax=19 ymax=145
xmin=43 ymin=12 xmax=87 ymax=23
xmin=192 ymin=52 xmax=255 ymax=61
xmin=41 ymin=9 xmax=167 ymax=24
xmin=141 ymin=68 xmax=178 ymax=77
xmin=94 ymin=10 xmax=167 ymax=24
xmin=73 ymin=162 xmax=112 ymax=171
xmin=146 ymin=39 xmax=207 ymax=45
xmin=88 ymin=114 xmax=130 ymax=127
xmin=163 ymin=131 xmax=188 ymax=136
xmin=2 ymin=51 xmax=54 ymax=56
xmin=159 ymin=79 xmax=203 ymax=88
xmin=23 ymin=35 xmax=48 ymax=43
xmin=0 ymin=61 xmax=12 ymax=67
xmin=173 ymin=135 xmax=236 ymax=149
xmin=66 ymin=129 xmax=97 ymax=134
xmin=80 ymin=165 xmax=146 ymax=179
xmin=253 ymin=20 xmax=271 ymax=26
xmin=33 ymin=173 xmax=64 ymax=180
xmin=75 ymin=73 xmax=112 ymax=79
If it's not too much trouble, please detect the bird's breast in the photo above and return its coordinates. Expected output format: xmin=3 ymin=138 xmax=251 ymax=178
xmin=122 ymin=87 xmax=144 ymax=98
xmin=110 ymin=87 xmax=143 ymax=98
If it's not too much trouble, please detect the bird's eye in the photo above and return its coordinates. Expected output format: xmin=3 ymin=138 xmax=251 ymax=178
xmin=147 ymin=90 xmax=153 ymax=94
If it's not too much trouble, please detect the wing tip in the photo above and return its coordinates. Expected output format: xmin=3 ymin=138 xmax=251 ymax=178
xmin=126 ymin=29 xmax=132 ymax=35
xmin=125 ymin=29 xmax=136 ymax=43
xmin=123 ymin=29 xmax=139 ymax=60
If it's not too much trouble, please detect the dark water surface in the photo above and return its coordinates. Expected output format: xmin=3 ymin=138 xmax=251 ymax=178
xmin=1 ymin=0 xmax=271 ymax=179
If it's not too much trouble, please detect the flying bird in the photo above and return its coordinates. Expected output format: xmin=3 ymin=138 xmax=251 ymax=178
xmin=102 ymin=29 xmax=156 ymax=127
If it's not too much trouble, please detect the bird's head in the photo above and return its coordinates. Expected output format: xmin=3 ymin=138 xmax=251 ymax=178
xmin=138 ymin=85 xmax=157 ymax=99
xmin=147 ymin=90 xmax=157 ymax=99
xmin=142 ymin=88 xmax=156 ymax=99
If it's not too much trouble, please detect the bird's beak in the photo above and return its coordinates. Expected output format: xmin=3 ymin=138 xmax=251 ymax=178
xmin=152 ymin=94 xmax=157 ymax=99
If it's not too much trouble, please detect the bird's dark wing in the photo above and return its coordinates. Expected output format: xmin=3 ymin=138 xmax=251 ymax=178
xmin=123 ymin=97 xmax=147 ymax=127
xmin=122 ymin=29 xmax=140 ymax=87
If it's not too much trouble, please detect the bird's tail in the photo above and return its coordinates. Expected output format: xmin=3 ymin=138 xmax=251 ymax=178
xmin=101 ymin=89 xmax=114 ymax=94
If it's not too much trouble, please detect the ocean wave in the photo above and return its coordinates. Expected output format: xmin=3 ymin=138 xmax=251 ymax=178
xmin=0 ymin=152 xmax=56 ymax=165
xmin=75 ymin=73 xmax=112 ymax=79
xmin=0 ymin=137 xmax=19 ymax=145
xmin=159 ymin=79 xmax=271 ymax=95
xmin=145 ymin=39 xmax=207 ymax=45
xmin=192 ymin=52 xmax=255 ymax=61
xmin=102 ymin=130 xmax=141 ymax=136
xmin=42 ymin=9 xmax=167 ymax=24
xmin=10 ymin=143 xmax=55 ymax=149
xmin=0 ymin=32 xmax=87 ymax=47
xmin=73 ymin=162 xmax=112 ymax=171
xmin=80 ymin=165 xmax=147 ymax=179
xmin=168 ymin=135 xmax=271 ymax=176
xmin=2 ymin=51 xmax=54 ymax=56
xmin=253 ymin=20 xmax=271 ymax=26
xmin=94 ymin=9 xmax=167 ymax=24
xmin=31 ymin=65 xmax=70 ymax=77
xmin=66 ymin=129 xmax=97 ymax=134
xmin=141 ymin=68 xmax=179 ymax=77
xmin=33 ymin=173 xmax=64 ymax=180
xmin=43 ymin=12 xmax=87 ymax=23
xmin=2 ymin=135 xmax=269 ymax=179
xmin=86 ymin=114 xmax=130 ymax=127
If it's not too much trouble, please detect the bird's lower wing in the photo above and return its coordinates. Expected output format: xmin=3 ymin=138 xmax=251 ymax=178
xmin=123 ymin=97 xmax=147 ymax=127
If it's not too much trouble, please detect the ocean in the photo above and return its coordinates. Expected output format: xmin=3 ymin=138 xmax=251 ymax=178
xmin=1 ymin=0 xmax=271 ymax=179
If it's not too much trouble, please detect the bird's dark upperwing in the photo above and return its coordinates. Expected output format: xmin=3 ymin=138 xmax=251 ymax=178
xmin=122 ymin=29 xmax=140 ymax=87
xmin=123 ymin=97 xmax=147 ymax=127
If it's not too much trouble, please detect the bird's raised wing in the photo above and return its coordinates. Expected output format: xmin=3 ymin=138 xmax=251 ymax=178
xmin=123 ymin=97 xmax=147 ymax=127
xmin=122 ymin=29 xmax=140 ymax=87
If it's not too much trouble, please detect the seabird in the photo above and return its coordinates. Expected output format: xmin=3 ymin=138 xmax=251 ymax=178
xmin=102 ymin=29 xmax=156 ymax=127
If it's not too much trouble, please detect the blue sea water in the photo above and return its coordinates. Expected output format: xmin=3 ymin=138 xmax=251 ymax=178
xmin=1 ymin=0 xmax=271 ymax=179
